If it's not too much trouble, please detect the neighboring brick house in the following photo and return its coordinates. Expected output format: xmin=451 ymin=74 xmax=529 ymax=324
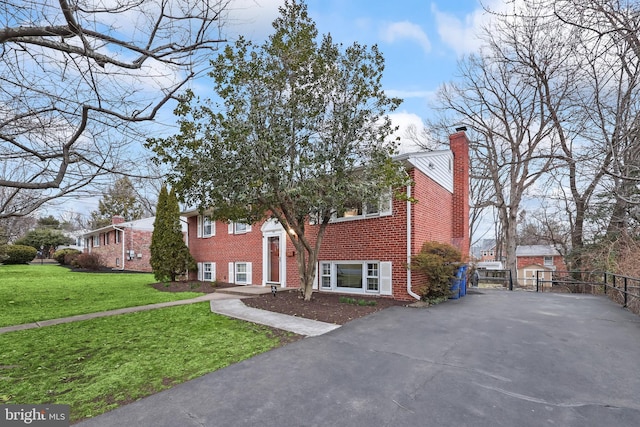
xmin=82 ymin=216 xmax=186 ymax=272
xmin=183 ymin=131 xmax=470 ymax=301
xmin=516 ymin=245 xmax=567 ymax=288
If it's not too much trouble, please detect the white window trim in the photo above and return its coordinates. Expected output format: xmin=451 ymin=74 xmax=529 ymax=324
xmin=201 ymin=262 xmax=215 ymax=282
xmin=543 ymin=256 xmax=553 ymax=266
xmin=197 ymin=215 xmax=215 ymax=238
xmin=366 ymin=262 xmax=379 ymax=292
xmin=318 ymin=261 xmax=392 ymax=295
xmin=329 ymin=190 xmax=393 ymax=223
xmin=228 ymin=221 xmax=252 ymax=234
xmin=228 ymin=261 xmax=252 ymax=285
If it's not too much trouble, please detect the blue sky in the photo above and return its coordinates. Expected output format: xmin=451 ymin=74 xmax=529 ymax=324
xmin=48 ymin=0 xmax=502 ymax=220
xmin=217 ymin=0 xmax=500 ymax=152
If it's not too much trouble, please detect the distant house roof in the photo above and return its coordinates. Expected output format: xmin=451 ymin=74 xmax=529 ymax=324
xmin=516 ymin=245 xmax=561 ymax=257
xmin=81 ymin=216 xmax=188 ymax=238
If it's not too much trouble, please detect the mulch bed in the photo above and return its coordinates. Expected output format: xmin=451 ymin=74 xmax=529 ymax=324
xmin=243 ymin=289 xmax=408 ymax=325
xmin=151 ymin=281 xmax=409 ymax=325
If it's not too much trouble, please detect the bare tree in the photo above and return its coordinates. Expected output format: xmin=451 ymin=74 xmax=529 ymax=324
xmin=0 ymin=0 xmax=230 ymax=218
xmin=434 ymin=10 xmax=562 ymax=279
xmin=552 ymin=0 xmax=640 ymax=237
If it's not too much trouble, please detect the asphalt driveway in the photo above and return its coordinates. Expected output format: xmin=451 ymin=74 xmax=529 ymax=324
xmin=79 ymin=290 xmax=640 ymax=427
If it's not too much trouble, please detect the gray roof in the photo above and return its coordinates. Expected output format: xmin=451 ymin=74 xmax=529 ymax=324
xmin=82 ymin=216 xmax=188 ymax=237
xmin=516 ymin=245 xmax=561 ymax=257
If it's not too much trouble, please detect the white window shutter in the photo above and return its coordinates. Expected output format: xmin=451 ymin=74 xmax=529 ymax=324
xmin=246 ymin=224 xmax=252 ymax=233
xmin=312 ymin=262 xmax=319 ymax=290
xmin=197 ymin=262 xmax=203 ymax=281
xmin=380 ymin=262 xmax=392 ymax=295
xmin=211 ymin=221 xmax=216 ymax=237
xmin=197 ymin=215 xmax=202 ymax=238
xmin=228 ymin=262 xmax=234 ymax=284
xmin=246 ymin=262 xmax=252 ymax=285
xmin=211 ymin=262 xmax=216 ymax=282
xmin=228 ymin=222 xmax=234 ymax=234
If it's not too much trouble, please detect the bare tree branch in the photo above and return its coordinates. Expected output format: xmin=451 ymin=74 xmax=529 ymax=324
xmin=0 ymin=0 xmax=230 ymax=218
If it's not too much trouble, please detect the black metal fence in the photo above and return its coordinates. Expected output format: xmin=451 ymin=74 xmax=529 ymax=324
xmin=536 ymin=270 xmax=640 ymax=314
xmin=475 ymin=269 xmax=514 ymax=291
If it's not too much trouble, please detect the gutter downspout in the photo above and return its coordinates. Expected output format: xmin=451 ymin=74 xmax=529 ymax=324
xmin=113 ymin=226 xmax=125 ymax=271
xmin=406 ymin=184 xmax=420 ymax=300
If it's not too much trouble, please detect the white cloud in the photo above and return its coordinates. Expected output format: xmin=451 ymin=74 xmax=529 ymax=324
xmin=430 ymin=0 xmax=507 ymax=56
xmin=386 ymin=88 xmax=436 ymax=101
xmin=223 ymin=0 xmax=286 ymax=41
xmin=380 ymin=21 xmax=431 ymax=55
xmin=388 ymin=112 xmax=431 ymax=154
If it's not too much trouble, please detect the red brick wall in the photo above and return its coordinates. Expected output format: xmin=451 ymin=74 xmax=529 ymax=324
xmin=187 ymin=220 xmax=264 ymax=283
xmin=318 ymin=195 xmax=409 ymax=299
xmin=87 ymin=228 xmax=153 ymax=272
xmin=185 ymin=133 xmax=470 ymax=300
xmin=411 ymin=169 xmax=454 ymax=253
xmin=450 ymin=131 xmax=470 ymax=258
xmin=517 ymin=255 xmax=567 ymax=271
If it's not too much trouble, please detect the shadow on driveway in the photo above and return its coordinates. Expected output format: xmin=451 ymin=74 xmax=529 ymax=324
xmin=79 ymin=291 xmax=640 ymax=427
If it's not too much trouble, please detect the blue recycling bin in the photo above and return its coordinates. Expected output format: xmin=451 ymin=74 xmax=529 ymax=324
xmin=458 ymin=265 xmax=468 ymax=297
xmin=450 ymin=265 xmax=468 ymax=299
xmin=449 ymin=277 xmax=461 ymax=299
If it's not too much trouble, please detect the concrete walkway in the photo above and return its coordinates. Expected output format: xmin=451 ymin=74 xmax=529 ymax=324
xmin=0 ymin=286 xmax=340 ymax=336
xmin=211 ymin=299 xmax=340 ymax=336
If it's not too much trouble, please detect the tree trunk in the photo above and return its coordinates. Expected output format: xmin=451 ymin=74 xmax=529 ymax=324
xmin=503 ymin=208 xmax=519 ymax=288
xmin=295 ymin=245 xmax=318 ymax=301
xmin=287 ymin=221 xmax=328 ymax=302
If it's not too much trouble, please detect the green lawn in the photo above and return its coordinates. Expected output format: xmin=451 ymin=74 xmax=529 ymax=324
xmin=0 ymin=264 xmax=205 ymax=327
xmin=0 ymin=302 xmax=287 ymax=423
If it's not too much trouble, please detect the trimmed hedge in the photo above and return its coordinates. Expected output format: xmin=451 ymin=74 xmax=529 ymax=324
xmin=411 ymin=241 xmax=462 ymax=301
xmin=3 ymin=245 xmax=38 ymax=264
xmin=72 ymin=253 xmax=103 ymax=270
xmin=53 ymin=248 xmax=82 ymax=265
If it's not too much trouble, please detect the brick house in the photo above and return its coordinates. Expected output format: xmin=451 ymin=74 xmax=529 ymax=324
xmin=82 ymin=216 xmax=186 ymax=272
xmin=183 ymin=131 xmax=470 ymax=301
xmin=516 ymin=245 xmax=567 ymax=288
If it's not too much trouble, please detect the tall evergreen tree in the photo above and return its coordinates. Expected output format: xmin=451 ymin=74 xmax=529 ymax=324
xmin=150 ymin=185 xmax=195 ymax=282
xmin=90 ymin=177 xmax=145 ymax=228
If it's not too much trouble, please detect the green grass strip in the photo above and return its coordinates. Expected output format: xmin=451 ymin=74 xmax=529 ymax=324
xmin=0 ymin=303 xmax=285 ymax=423
xmin=0 ymin=265 xmax=204 ymax=327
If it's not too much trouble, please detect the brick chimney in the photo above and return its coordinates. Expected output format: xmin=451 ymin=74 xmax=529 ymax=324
xmin=449 ymin=129 xmax=470 ymax=258
xmin=112 ymin=215 xmax=125 ymax=225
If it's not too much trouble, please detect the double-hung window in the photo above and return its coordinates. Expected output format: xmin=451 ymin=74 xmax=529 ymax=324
xmin=321 ymin=263 xmax=331 ymax=289
xmin=203 ymin=262 xmax=214 ymax=281
xmin=235 ymin=263 xmax=248 ymax=283
xmin=198 ymin=262 xmax=216 ymax=282
xmin=366 ymin=263 xmax=379 ymax=291
xmin=543 ymin=256 xmax=553 ymax=266
xmin=202 ymin=217 xmax=213 ymax=237
xmin=198 ymin=215 xmax=214 ymax=238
